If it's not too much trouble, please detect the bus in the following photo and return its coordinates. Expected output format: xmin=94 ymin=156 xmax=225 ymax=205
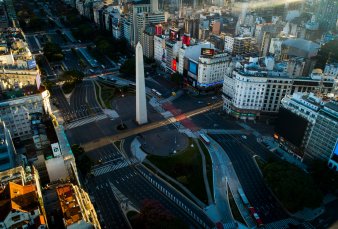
xmin=199 ymin=133 xmax=210 ymax=145
xmin=155 ymin=91 xmax=162 ymax=97
xmin=238 ymin=188 xmax=250 ymax=207
xmin=151 ymin=89 xmax=162 ymax=98
xmin=248 ymin=207 xmax=264 ymax=227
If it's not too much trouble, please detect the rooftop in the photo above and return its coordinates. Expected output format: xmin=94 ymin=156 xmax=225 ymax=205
xmin=56 ymin=184 xmax=82 ymax=226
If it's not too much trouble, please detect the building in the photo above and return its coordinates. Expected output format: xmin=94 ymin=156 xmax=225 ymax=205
xmin=154 ymin=34 xmax=166 ymax=66
xmin=136 ymin=12 xmax=165 ymax=45
xmin=196 ymin=52 xmax=230 ymax=90
xmin=0 ymin=90 xmax=51 ymax=140
xmin=275 ymin=92 xmax=324 ymax=159
xmin=141 ymin=25 xmax=155 ymax=59
xmin=305 ymin=101 xmax=338 ymax=162
xmin=56 ymin=184 xmax=100 ymax=228
xmin=223 ymin=65 xmax=292 ymax=120
xmin=0 ymin=121 xmax=16 ymax=172
xmin=165 ymin=39 xmax=181 ymax=72
xmin=232 ymin=37 xmax=252 ymax=55
xmin=184 ymin=18 xmax=199 ymax=39
xmin=315 ymin=0 xmax=338 ymax=31
xmin=328 ymin=140 xmax=338 ymax=171
xmin=130 ymin=4 xmax=151 ymax=46
xmin=0 ymin=166 xmax=47 ymax=229
xmin=181 ymin=42 xmax=230 ymax=91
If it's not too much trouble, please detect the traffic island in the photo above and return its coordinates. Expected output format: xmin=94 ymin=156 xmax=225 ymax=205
xmin=146 ymin=138 xmax=210 ymax=205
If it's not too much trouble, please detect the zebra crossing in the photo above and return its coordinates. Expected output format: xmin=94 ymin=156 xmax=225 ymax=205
xmin=92 ymin=160 xmax=130 ymax=177
xmin=65 ymin=114 xmax=108 ymax=129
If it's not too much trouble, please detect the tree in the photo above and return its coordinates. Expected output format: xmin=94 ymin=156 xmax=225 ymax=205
xmin=263 ymin=161 xmax=323 ymax=212
xmin=129 ymin=199 xmax=188 ymax=229
xmin=119 ymin=58 xmax=136 ymax=76
xmin=71 ymin=144 xmax=92 ymax=176
xmin=170 ymin=72 xmax=183 ymax=87
xmin=60 ymin=70 xmax=84 ymax=83
xmin=310 ymin=160 xmax=338 ymax=195
xmin=315 ymin=39 xmax=338 ymax=69
xmin=43 ymin=42 xmax=64 ymax=62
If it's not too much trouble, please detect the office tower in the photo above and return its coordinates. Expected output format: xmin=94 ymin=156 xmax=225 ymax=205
xmin=316 ymin=0 xmax=338 ymax=31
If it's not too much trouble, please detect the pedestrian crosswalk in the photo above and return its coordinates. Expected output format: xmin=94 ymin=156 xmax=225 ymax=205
xmin=92 ymin=160 xmax=129 ymax=176
xmin=66 ymin=114 xmax=107 ymax=129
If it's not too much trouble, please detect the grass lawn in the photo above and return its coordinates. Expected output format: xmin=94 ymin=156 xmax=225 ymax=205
xmin=198 ymin=139 xmax=214 ymax=199
xmin=147 ymin=139 xmax=208 ymax=204
xmin=94 ymin=81 xmax=116 ymax=109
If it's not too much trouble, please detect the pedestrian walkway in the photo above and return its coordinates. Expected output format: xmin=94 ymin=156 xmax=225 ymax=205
xmin=66 ymin=114 xmax=107 ymax=129
xmin=92 ymin=160 xmax=129 ymax=176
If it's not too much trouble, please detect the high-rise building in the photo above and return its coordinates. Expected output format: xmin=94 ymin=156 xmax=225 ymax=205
xmin=305 ymin=102 xmax=338 ymax=162
xmin=136 ymin=12 xmax=165 ymax=45
xmin=0 ymin=121 xmax=16 ymax=172
xmin=141 ymin=25 xmax=156 ymax=59
xmin=316 ymin=0 xmax=338 ymax=31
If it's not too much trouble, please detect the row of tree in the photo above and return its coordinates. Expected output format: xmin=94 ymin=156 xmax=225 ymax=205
xmin=262 ymin=159 xmax=338 ymax=213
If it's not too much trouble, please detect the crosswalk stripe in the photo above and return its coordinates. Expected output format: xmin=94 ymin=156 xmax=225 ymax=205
xmin=66 ymin=114 xmax=107 ymax=129
xmin=92 ymin=160 xmax=130 ymax=176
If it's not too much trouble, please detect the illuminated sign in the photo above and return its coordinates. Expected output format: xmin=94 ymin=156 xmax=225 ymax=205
xmin=201 ymin=48 xmax=215 ymax=56
xmin=172 ymin=59 xmax=177 ymax=71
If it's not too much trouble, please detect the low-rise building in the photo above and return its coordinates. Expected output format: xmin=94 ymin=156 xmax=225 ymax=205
xmin=56 ymin=184 xmax=100 ymax=228
xmin=0 ymin=165 xmax=47 ymax=229
xmin=0 ymin=90 xmax=51 ymax=140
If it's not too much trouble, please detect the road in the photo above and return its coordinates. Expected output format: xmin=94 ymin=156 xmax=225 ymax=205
xmin=81 ymin=101 xmax=223 ymax=151
xmin=85 ymin=143 xmax=214 ymax=229
xmin=210 ymin=134 xmax=289 ymax=224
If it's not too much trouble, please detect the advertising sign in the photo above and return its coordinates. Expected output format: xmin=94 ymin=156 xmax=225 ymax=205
xmin=51 ymin=142 xmax=61 ymax=157
xmin=201 ymin=48 xmax=215 ymax=56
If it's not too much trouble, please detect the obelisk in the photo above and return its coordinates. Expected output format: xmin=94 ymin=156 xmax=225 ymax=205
xmin=135 ymin=42 xmax=148 ymax=125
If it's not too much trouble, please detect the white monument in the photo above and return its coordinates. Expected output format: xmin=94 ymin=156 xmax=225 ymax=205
xmin=136 ymin=42 xmax=148 ymax=125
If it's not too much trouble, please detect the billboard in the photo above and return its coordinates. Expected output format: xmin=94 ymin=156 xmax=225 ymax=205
xmin=27 ymin=59 xmax=37 ymax=69
xmin=188 ymin=61 xmax=198 ymax=75
xmin=331 ymin=140 xmax=338 ymax=162
xmin=51 ymin=142 xmax=61 ymax=157
xmin=201 ymin=48 xmax=215 ymax=56
xmin=170 ymin=29 xmax=180 ymax=41
xmin=182 ymin=34 xmax=191 ymax=46
xmin=172 ymin=59 xmax=177 ymax=71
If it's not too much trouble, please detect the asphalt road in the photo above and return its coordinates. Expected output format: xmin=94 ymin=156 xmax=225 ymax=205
xmin=52 ymin=81 xmax=102 ymax=123
xmin=210 ymin=134 xmax=288 ymax=224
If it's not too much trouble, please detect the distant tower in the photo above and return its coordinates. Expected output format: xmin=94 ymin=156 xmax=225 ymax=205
xmin=151 ymin=0 xmax=159 ymax=12
xmin=135 ymin=43 xmax=148 ymax=125
xmin=178 ymin=0 xmax=183 ymax=18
